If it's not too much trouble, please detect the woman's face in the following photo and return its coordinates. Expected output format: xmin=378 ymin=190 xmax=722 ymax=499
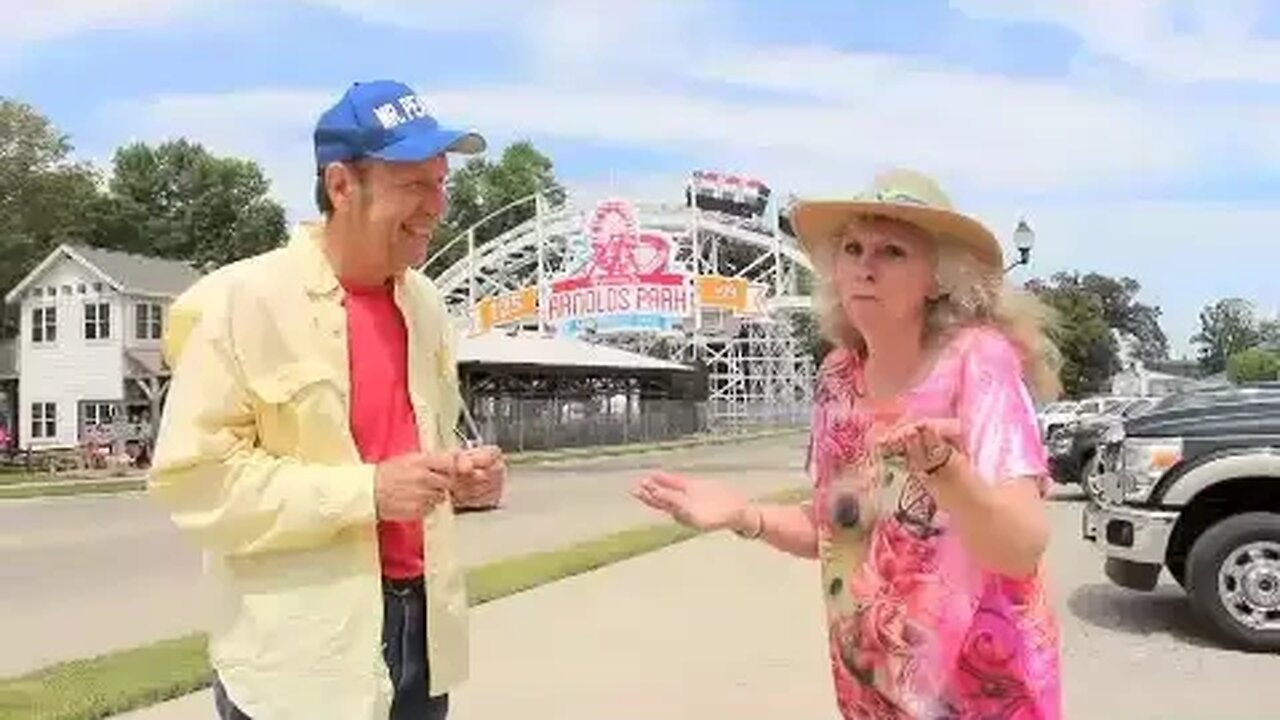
xmin=831 ymin=217 xmax=938 ymax=338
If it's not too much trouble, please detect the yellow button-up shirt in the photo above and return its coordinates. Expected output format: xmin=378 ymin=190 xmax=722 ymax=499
xmin=150 ymin=223 xmax=470 ymax=719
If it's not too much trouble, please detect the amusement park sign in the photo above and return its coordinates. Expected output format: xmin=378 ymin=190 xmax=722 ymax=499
xmin=546 ymin=199 xmax=690 ymax=334
xmin=469 ymin=198 xmax=769 ymax=336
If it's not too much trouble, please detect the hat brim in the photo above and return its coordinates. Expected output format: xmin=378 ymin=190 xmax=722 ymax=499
xmin=370 ymin=128 xmax=487 ymax=162
xmin=791 ymin=200 xmax=1003 ymax=271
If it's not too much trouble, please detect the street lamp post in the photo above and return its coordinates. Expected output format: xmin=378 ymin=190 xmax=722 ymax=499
xmin=1004 ymin=218 xmax=1035 ymax=273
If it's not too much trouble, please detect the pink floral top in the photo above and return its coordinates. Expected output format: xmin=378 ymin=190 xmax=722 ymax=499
xmin=809 ymin=326 xmax=1061 ymax=719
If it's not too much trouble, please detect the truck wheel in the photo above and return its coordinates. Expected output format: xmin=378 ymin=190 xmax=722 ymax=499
xmin=1167 ymin=556 xmax=1188 ymax=590
xmin=1186 ymin=512 xmax=1280 ymax=652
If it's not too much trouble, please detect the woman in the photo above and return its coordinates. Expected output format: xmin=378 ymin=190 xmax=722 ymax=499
xmin=634 ymin=169 xmax=1063 ymax=719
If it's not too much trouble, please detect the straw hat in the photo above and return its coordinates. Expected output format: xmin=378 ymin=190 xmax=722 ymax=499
xmin=790 ymin=168 xmax=1002 ymax=272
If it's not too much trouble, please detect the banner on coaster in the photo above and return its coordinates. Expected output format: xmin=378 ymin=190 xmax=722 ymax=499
xmin=473 ymin=286 xmax=538 ymax=333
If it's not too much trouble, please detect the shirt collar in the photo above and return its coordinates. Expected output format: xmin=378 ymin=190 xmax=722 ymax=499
xmin=290 ymin=221 xmax=406 ymax=298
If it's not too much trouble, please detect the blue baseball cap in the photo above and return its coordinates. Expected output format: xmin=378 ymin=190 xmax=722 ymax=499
xmin=313 ymin=80 xmax=486 ymax=168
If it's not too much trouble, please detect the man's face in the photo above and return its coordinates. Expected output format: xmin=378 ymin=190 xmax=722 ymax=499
xmin=330 ymin=155 xmax=450 ymax=277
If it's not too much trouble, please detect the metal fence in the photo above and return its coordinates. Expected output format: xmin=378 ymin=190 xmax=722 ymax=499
xmin=467 ymin=396 xmax=707 ymax=452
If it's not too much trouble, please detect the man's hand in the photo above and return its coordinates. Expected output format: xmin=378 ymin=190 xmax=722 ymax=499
xmin=374 ymin=452 xmax=458 ymax=520
xmin=452 ymin=445 xmax=507 ymax=509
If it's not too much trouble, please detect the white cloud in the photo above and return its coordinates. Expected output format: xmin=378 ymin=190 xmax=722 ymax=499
xmin=686 ymin=45 xmax=1200 ymax=193
xmin=0 ymin=0 xmax=223 ymax=48
xmin=520 ymin=0 xmax=719 ymax=84
xmin=74 ymin=5 xmax=1279 ymax=350
xmin=974 ymin=198 xmax=1280 ymax=356
xmin=950 ymin=0 xmax=1280 ymax=84
xmin=297 ymin=0 xmax=530 ymax=32
xmin=95 ymin=34 xmax=1280 ymax=216
xmin=89 ymin=79 xmax=1278 ymax=354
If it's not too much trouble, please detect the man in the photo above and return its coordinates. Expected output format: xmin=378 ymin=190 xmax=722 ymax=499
xmin=150 ymin=79 xmax=506 ymax=720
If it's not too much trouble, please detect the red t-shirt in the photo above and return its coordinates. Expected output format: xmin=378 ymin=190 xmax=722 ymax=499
xmin=343 ymin=280 xmax=424 ymax=579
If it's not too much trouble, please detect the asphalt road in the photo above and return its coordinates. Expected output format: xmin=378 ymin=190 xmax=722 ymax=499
xmin=5 ymin=433 xmax=1278 ymax=718
xmin=0 ymin=435 xmax=808 ymax=677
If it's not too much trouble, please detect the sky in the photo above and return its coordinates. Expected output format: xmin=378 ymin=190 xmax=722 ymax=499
xmin=4 ymin=0 xmax=1279 ymax=357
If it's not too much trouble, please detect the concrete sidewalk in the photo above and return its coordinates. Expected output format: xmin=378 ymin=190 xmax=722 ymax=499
xmin=116 ymin=533 xmax=840 ymax=719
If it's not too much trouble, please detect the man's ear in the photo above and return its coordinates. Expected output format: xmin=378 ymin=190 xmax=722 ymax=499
xmin=323 ymin=162 xmax=362 ymax=213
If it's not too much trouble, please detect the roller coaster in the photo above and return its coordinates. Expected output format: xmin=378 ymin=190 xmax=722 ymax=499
xmin=421 ymin=175 xmax=817 ymax=430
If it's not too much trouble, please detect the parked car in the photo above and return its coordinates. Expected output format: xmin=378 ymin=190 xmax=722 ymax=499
xmin=1048 ymin=397 xmax=1160 ymax=496
xmin=1040 ymin=395 xmax=1138 ymax=441
xmin=1037 ymin=400 xmax=1080 ymax=440
xmin=1083 ymin=385 xmax=1280 ymax=651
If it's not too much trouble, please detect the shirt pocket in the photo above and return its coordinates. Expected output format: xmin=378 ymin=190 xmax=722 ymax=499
xmin=247 ymin=361 xmax=348 ymax=460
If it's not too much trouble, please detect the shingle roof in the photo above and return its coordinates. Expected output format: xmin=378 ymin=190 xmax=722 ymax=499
xmin=65 ymin=245 xmax=203 ymax=297
xmin=125 ymin=349 xmax=167 ymax=378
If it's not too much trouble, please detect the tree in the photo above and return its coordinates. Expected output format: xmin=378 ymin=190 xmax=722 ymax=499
xmin=1039 ymin=271 xmax=1168 ymax=363
xmin=788 ymin=310 xmax=831 ymax=370
xmin=1025 ymin=276 xmax=1119 ymax=398
xmin=102 ymin=139 xmax=287 ymax=269
xmin=1192 ymin=298 xmax=1261 ymax=375
xmin=0 ymin=98 xmax=104 ymax=335
xmin=1227 ymin=347 xmax=1280 ymax=384
xmin=1259 ymin=316 xmax=1280 ymax=350
xmin=423 ymin=140 xmax=564 ymax=277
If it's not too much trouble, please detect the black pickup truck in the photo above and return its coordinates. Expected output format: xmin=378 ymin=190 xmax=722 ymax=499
xmin=1083 ymin=384 xmax=1280 ymax=652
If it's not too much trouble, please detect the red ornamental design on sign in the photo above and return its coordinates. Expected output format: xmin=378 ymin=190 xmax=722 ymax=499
xmin=546 ymin=200 xmax=692 ymax=324
xmin=553 ymin=200 xmax=686 ymax=291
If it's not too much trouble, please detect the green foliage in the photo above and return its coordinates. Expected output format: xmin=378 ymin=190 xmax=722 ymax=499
xmin=788 ymin=310 xmax=830 ymax=369
xmin=1025 ymin=275 xmax=1120 ymax=398
xmin=423 ymin=140 xmax=564 ymax=277
xmin=103 ymin=139 xmax=287 ymax=269
xmin=0 ymin=98 xmax=289 ymax=336
xmin=1037 ymin=271 xmax=1168 ymax=363
xmin=0 ymin=98 xmax=103 ymax=334
xmin=1226 ymin=347 xmax=1280 ymax=384
xmin=1193 ymin=298 xmax=1263 ymax=376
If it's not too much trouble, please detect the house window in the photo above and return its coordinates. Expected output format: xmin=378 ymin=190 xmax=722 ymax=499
xmin=82 ymin=402 xmax=115 ymax=427
xmin=31 ymin=403 xmax=56 ymax=439
xmin=84 ymin=302 xmax=111 ymax=340
xmin=135 ymin=303 xmax=164 ymax=340
xmin=31 ymin=306 xmax=57 ymax=344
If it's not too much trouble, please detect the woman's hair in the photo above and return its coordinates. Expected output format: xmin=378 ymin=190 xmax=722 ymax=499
xmin=812 ymin=217 xmax=1063 ymax=403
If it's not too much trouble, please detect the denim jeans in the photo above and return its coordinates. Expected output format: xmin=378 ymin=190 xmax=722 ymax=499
xmin=213 ymin=577 xmax=449 ymax=719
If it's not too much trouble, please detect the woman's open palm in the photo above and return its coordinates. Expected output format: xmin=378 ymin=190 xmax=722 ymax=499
xmin=632 ymin=471 xmax=747 ymax=531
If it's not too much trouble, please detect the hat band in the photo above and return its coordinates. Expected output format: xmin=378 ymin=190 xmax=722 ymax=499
xmin=872 ymin=188 xmax=931 ymax=206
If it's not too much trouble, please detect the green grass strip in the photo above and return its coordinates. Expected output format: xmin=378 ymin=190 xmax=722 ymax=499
xmin=0 ymin=486 xmax=809 ymax=720
xmin=0 ymin=478 xmax=145 ymax=501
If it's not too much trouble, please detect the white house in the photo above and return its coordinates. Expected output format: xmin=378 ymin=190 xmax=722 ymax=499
xmin=3 ymin=244 xmax=201 ymax=451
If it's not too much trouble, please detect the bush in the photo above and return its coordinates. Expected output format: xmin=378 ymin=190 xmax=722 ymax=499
xmin=1226 ymin=347 xmax=1280 ymax=383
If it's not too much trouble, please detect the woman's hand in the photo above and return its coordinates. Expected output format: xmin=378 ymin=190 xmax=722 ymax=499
xmin=878 ymin=417 xmax=1049 ymax=577
xmin=875 ymin=418 xmax=964 ymax=477
xmin=632 ymin=471 xmax=749 ymax=532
